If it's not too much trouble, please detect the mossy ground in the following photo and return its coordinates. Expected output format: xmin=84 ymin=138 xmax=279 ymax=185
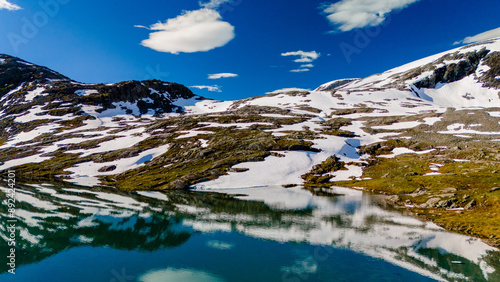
xmin=335 ymin=129 xmax=500 ymax=247
xmin=292 ymin=108 xmax=500 ymax=247
xmin=336 ymin=150 xmax=500 ymax=247
xmin=3 ymin=97 xmax=500 ymax=248
xmin=1 ymin=108 xmax=320 ymax=190
xmin=104 ymin=123 xmax=321 ymax=190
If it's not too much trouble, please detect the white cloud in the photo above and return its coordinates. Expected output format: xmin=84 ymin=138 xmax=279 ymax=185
xmin=454 ymin=27 xmax=500 ymax=45
xmin=190 ymin=85 xmax=222 ymax=92
xmin=290 ymin=69 xmax=310 ymax=73
xmin=200 ymin=0 xmax=231 ymax=9
xmin=322 ymin=0 xmax=420 ymax=32
xmin=282 ymin=51 xmax=320 ymax=63
xmin=282 ymin=51 xmax=320 ymax=73
xmin=208 ymin=73 xmax=238 ymax=79
xmin=0 ymin=0 xmax=21 ymax=10
xmin=134 ymin=25 xmax=149 ymax=30
xmin=267 ymin=87 xmax=311 ymax=94
xmin=140 ymin=9 xmax=235 ymax=54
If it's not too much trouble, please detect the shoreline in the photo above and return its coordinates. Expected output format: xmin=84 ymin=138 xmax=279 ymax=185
xmin=330 ymin=183 xmax=500 ymax=249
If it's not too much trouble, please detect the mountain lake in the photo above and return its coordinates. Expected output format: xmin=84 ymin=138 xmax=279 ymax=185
xmin=0 ymin=184 xmax=499 ymax=281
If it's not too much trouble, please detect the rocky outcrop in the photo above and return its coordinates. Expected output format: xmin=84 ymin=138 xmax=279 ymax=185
xmin=0 ymin=55 xmax=198 ymax=116
xmin=316 ymin=79 xmax=359 ymax=91
xmin=0 ymin=54 xmax=69 ymax=97
xmin=480 ymin=52 xmax=500 ymax=89
xmin=81 ymin=80 xmax=195 ymax=114
xmin=414 ymin=48 xmax=490 ymax=89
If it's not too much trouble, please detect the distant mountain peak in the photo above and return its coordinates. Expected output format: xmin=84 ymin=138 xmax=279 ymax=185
xmin=0 ymin=54 xmax=69 ymax=96
xmin=322 ymin=38 xmax=500 ymax=107
xmin=0 ymin=55 xmax=201 ymax=117
xmin=1 ymin=38 xmax=500 ymax=194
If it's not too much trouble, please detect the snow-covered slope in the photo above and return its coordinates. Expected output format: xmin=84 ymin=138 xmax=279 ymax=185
xmin=1 ymin=38 xmax=500 ymax=189
xmin=0 ymin=54 xmax=201 ymax=118
xmin=336 ymin=38 xmax=500 ymax=108
xmin=190 ymin=38 xmax=500 ymax=189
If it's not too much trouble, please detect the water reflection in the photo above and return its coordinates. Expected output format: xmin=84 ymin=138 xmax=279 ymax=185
xmin=0 ymin=184 xmax=498 ymax=281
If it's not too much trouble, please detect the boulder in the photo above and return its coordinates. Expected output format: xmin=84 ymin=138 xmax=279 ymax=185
xmin=171 ymin=180 xmax=187 ymax=190
xmin=437 ymin=198 xmax=458 ymax=208
xmin=229 ymin=167 xmax=250 ymax=173
xmin=425 ymin=197 xmax=441 ymax=208
xmin=442 ymin=188 xmax=457 ymax=193
xmin=386 ymin=195 xmax=400 ymax=204
xmin=465 ymin=200 xmax=477 ymax=210
xmin=98 ymin=165 xmax=116 ymax=172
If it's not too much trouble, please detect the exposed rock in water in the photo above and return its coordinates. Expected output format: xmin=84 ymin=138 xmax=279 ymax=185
xmin=171 ymin=180 xmax=188 ymax=190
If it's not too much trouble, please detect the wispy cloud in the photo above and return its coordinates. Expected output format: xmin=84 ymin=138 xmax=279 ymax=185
xmin=454 ymin=27 xmax=500 ymax=45
xmin=290 ymin=69 xmax=310 ymax=73
xmin=140 ymin=9 xmax=235 ymax=54
xmin=0 ymin=0 xmax=21 ymax=10
xmin=282 ymin=51 xmax=320 ymax=63
xmin=134 ymin=25 xmax=149 ymax=30
xmin=282 ymin=51 xmax=320 ymax=72
xmin=200 ymin=0 xmax=231 ymax=9
xmin=190 ymin=85 xmax=222 ymax=92
xmin=322 ymin=0 xmax=420 ymax=32
xmin=208 ymin=73 xmax=238 ymax=79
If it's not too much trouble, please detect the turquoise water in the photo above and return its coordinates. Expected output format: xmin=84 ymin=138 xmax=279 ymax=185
xmin=1 ymin=233 xmax=435 ymax=282
xmin=0 ymin=184 xmax=499 ymax=281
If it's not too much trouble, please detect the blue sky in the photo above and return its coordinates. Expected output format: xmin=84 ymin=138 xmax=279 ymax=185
xmin=1 ymin=0 xmax=500 ymax=100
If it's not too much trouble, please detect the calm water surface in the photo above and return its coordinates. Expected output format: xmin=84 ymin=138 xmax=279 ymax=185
xmin=0 ymin=184 xmax=499 ymax=281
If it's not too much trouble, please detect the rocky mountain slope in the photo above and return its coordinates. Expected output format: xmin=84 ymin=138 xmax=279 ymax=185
xmin=1 ymin=37 xmax=500 ymax=248
xmin=2 ymin=38 xmax=500 ymax=245
xmin=1 ymin=39 xmax=500 ymax=190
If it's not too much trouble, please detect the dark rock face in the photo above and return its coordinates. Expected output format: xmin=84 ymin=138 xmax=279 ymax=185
xmin=437 ymin=198 xmax=458 ymax=208
xmin=98 ymin=165 xmax=117 ymax=172
xmin=465 ymin=200 xmax=476 ymax=210
xmin=414 ymin=48 xmax=490 ymax=89
xmin=81 ymin=80 xmax=196 ymax=114
xmin=480 ymin=52 xmax=500 ymax=89
xmin=317 ymin=79 xmax=359 ymax=91
xmin=0 ymin=54 xmax=68 ymax=97
xmin=0 ymin=54 xmax=198 ymax=116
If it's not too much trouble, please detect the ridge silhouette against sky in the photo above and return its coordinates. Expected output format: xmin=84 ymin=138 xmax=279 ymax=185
xmin=0 ymin=0 xmax=499 ymax=100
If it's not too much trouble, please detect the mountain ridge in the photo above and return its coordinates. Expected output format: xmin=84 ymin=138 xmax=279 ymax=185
xmin=1 ymin=39 xmax=500 ymax=187
xmin=0 ymin=54 xmax=199 ymax=117
xmin=2 ymin=38 xmax=500 ymax=246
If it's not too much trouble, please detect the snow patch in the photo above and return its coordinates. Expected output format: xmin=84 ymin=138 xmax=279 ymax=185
xmin=75 ymin=89 xmax=99 ymax=96
xmin=372 ymin=121 xmax=422 ymax=130
xmin=379 ymin=148 xmax=435 ymax=158
xmin=24 ymin=87 xmax=47 ymax=102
